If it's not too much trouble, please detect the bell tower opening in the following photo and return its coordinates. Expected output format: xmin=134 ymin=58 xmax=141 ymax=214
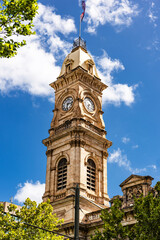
xmin=42 ymin=37 xmax=112 ymax=224
xmin=57 ymin=158 xmax=67 ymax=191
xmin=87 ymin=159 xmax=96 ymax=191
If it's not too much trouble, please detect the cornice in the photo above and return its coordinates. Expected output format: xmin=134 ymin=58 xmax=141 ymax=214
xmin=50 ymin=67 xmax=107 ymax=94
xmin=49 ymin=118 xmax=107 ymax=137
xmin=43 ymin=123 xmax=112 ymax=152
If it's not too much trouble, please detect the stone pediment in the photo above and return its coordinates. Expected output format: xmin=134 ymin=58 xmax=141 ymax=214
xmin=85 ymin=59 xmax=94 ymax=66
xmin=119 ymin=175 xmax=154 ymax=208
xmin=120 ymin=174 xmax=153 ymax=188
xmin=64 ymin=59 xmax=74 ymax=65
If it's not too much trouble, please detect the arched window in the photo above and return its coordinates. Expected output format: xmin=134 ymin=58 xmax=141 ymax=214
xmin=57 ymin=158 xmax=67 ymax=191
xmin=87 ymin=159 xmax=96 ymax=191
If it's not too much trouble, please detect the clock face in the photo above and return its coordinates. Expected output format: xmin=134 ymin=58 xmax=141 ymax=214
xmin=84 ymin=97 xmax=95 ymax=112
xmin=62 ymin=97 xmax=73 ymax=111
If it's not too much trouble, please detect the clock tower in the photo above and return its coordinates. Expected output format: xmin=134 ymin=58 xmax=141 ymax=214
xmin=42 ymin=38 xmax=112 ymax=225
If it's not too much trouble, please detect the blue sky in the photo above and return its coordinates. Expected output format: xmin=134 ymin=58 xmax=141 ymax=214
xmin=0 ymin=0 xmax=160 ymax=204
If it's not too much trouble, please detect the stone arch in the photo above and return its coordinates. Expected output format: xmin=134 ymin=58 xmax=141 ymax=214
xmin=52 ymin=152 xmax=70 ymax=170
xmin=81 ymin=89 xmax=101 ymax=109
xmin=84 ymin=154 xmax=98 ymax=168
xmin=86 ymin=159 xmax=96 ymax=192
xmin=55 ymin=88 xmax=77 ymax=110
xmin=57 ymin=158 xmax=67 ymax=191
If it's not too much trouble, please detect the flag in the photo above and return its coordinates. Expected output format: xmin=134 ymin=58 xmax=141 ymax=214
xmin=80 ymin=0 xmax=86 ymax=21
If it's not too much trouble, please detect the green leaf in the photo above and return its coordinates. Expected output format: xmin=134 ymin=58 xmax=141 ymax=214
xmin=0 ymin=198 xmax=64 ymax=239
xmin=0 ymin=0 xmax=38 ymax=58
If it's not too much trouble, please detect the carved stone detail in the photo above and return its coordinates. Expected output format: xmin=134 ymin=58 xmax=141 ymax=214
xmin=46 ymin=149 xmax=52 ymax=156
xmin=43 ymin=45 xmax=112 ymax=225
xmin=70 ymin=139 xmax=86 ymax=147
xmin=119 ymin=175 xmax=153 ymax=208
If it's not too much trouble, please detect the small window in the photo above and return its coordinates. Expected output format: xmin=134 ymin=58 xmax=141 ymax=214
xmin=85 ymin=59 xmax=94 ymax=75
xmin=64 ymin=59 xmax=74 ymax=74
xmin=87 ymin=159 xmax=96 ymax=191
xmin=66 ymin=64 xmax=71 ymax=73
xmin=88 ymin=64 xmax=93 ymax=74
xmin=57 ymin=158 xmax=67 ymax=191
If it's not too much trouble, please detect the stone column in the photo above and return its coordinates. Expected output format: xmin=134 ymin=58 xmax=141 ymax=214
xmin=43 ymin=150 xmax=52 ymax=201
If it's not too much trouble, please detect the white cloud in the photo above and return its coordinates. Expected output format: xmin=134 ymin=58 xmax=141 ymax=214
xmin=95 ymin=51 xmax=137 ymax=106
xmin=148 ymin=164 xmax=157 ymax=170
xmin=148 ymin=2 xmax=158 ymax=27
xmin=148 ymin=12 xmax=157 ymax=24
xmin=0 ymin=36 xmax=60 ymax=96
xmin=103 ymin=84 xmax=136 ymax=106
xmin=146 ymin=39 xmax=160 ymax=52
xmin=34 ymin=3 xmax=76 ymax=56
xmin=0 ymin=3 xmax=76 ymax=98
xmin=85 ymin=0 xmax=139 ymax=33
xmin=14 ymin=181 xmax=45 ymax=204
xmin=35 ymin=3 xmax=76 ymax=36
xmin=122 ymin=137 xmax=130 ymax=144
xmin=96 ymin=52 xmax=124 ymax=84
xmin=132 ymin=144 xmax=139 ymax=149
xmin=108 ymin=148 xmax=130 ymax=168
xmin=108 ymin=148 xmax=157 ymax=173
xmin=0 ymin=3 xmax=136 ymax=107
xmin=108 ymin=148 xmax=146 ymax=174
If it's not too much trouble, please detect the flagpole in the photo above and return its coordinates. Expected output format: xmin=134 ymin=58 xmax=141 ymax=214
xmin=79 ymin=0 xmax=85 ymax=44
xmin=79 ymin=16 xmax=81 ymax=40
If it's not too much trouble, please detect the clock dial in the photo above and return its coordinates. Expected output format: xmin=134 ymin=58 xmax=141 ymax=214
xmin=62 ymin=97 xmax=73 ymax=111
xmin=84 ymin=97 xmax=95 ymax=112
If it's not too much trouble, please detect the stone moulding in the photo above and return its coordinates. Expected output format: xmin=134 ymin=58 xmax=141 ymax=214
xmin=50 ymin=67 xmax=107 ymax=94
xmin=48 ymin=118 xmax=107 ymax=138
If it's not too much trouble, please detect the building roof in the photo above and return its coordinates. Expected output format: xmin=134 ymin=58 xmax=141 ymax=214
xmin=58 ymin=38 xmax=100 ymax=79
xmin=120 ymin=174 xmax=154 ymax=187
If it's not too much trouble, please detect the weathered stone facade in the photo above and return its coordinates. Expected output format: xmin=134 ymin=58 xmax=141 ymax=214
xmin=42 ymin=39 xmax=112 ymax=238
xmin=42 ymin=38 xmax=154 ymax=239
xmin=111 ymin=174 xmax=154 ymax=227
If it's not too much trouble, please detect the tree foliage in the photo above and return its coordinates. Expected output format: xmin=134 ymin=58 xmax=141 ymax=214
xmin=91 ymin=198 xmax=128 ymax=240
xmin=130 ymin=181 xmax=160 ymax=240
xmin=0 ymin=198 xmax=64 ymax=239
xmin=0 ymin=0 xmax=38 ymax=58
xmin=92 ymin=181 xmax=160 ymax=240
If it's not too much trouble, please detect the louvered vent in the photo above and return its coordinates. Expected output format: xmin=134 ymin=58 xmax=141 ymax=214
xmin=57 ymin=158 xmax=67 ymax=191
xmin=87 ymin=159 xmax=96 ymax=191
